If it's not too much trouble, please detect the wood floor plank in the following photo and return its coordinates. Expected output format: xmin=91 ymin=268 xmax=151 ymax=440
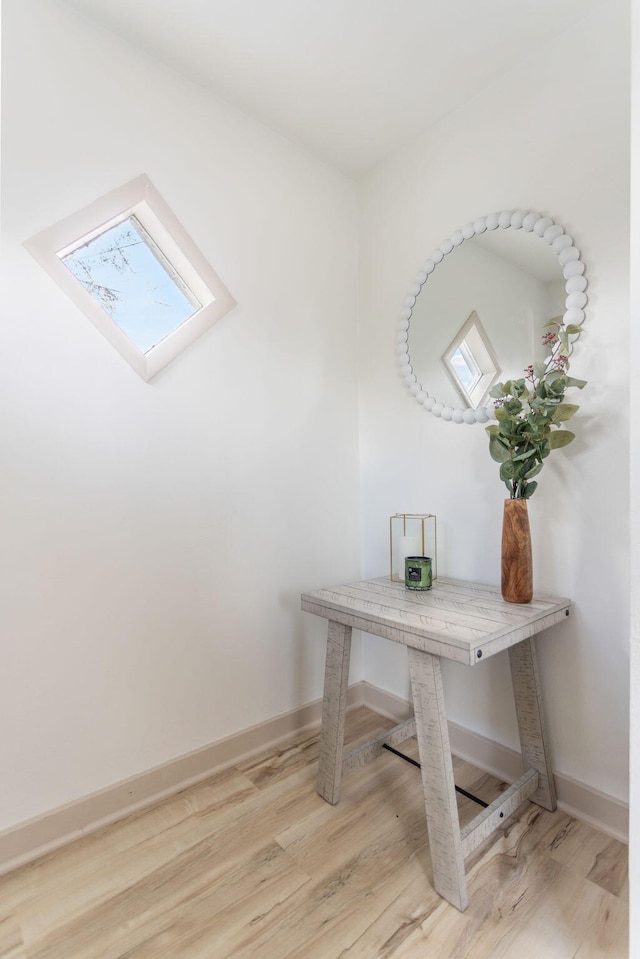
xmin=229 ymin=804 xmax=439 ymax=959
xmin=536 ymin=814 xmax=628 ymax=898
xmin=225 ymin=865 xmax=423 ymax=959
xmin=337 ymin=856 xmax=445 ymax=959
xmin=28 ymin=841 xmax=311 ymax=959
xmin=0 ymin=917 xmax=25 ymax=959
xmin=237 ymin=706 xmax=391 ymax=790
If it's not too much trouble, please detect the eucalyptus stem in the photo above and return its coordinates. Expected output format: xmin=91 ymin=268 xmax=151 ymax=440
xmin=485 ymin=320 xmax=586 ymax=499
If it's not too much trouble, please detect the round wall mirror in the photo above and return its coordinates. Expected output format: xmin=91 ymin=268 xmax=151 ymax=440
xmin=396 ymin=210 xmax=588 ymax=424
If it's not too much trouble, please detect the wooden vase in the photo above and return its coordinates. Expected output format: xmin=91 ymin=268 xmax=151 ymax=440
xmin=501 ymin=499 xmax=533 ymax=604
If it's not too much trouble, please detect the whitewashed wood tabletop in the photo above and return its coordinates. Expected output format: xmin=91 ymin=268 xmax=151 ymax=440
xmin=302 ymin=576 xmax=572 ymax=665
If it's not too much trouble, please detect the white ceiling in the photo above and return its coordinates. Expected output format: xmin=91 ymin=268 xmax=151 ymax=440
xmin=61 ymin=0 xmax=603 ymax=177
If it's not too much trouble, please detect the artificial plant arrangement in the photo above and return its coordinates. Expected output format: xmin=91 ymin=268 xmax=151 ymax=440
xmin=485 ymin=319 xmax=586 ymax=499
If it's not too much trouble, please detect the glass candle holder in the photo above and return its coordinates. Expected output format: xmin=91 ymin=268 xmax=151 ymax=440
xmin=389 ymin=513 xmax=437 ymax=583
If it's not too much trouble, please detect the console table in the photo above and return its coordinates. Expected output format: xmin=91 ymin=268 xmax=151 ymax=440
xmin=301 ymin=576 xmax=571 ymax=911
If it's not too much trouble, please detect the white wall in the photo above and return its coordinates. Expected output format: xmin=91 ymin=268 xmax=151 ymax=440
xmin=358 ymin=3 xmax=630 ymax=804
xmin=0 ymin=0 xmax=360 ymax=831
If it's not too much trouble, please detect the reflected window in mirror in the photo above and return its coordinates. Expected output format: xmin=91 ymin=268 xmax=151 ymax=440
xmin=442 ymin=310 xmax=500 ymax=409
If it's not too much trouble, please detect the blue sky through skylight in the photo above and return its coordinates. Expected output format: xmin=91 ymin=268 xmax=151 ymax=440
xmin=450 ymin=344 xmax=480 ymax=391
xmin=61 ymin=218 xmax=200 ymax=354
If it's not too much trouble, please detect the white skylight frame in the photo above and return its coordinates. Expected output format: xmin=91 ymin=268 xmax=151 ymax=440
xmin=442 ymin=310 xmax=501 ymax=409
xmin=24 ymin=174 xmax=236 ymax=381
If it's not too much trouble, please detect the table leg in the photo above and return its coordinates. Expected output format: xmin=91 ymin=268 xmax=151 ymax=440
xmin=509 ymin=636 xmax=557 ymax=812
xmin=316 ymin=621 xmax=352 ymax=805
xmin=408 ymin=647 xmax=468 ymax=912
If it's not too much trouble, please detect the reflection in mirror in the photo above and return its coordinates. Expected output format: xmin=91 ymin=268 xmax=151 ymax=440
xmin=442 ymin=310 xmax=500 ymax=409
xmin=397 ymin=211 xmax=587 ymax=424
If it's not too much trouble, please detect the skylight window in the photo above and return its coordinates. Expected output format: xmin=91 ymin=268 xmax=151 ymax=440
xmin=60 ymin=215 xmax=202 ymax=354
xmin=442 ymin=311 xmax=500 ymax=409
xmin=449 ymin=342 xmax=482 ymax=393
xmin=25 ymin=175 xmax=235 ymax=380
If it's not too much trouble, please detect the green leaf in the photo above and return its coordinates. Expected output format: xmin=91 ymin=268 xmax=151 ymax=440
xmin=565 ymin=324 xmax=584 ymax=335
xmin=512 ymin=379 xmax=527 ymax=397
xmin=546 ymin=382 xmax=565 ymax=399
xmin=543 ymin=320 xmax=560 ymax=328
xmin=548 ymin=429 xmax=575 ymax=449
xmin=494 ymin=406 xmax=509 ymax=422
xmin=522 ymin=481 xmax=538 ymax=498
xmin=499 ymin=460 xmax=516 ymax=481
xmin=514 ymin=464 xmax=533 ymax=484
xmin=533 ymin=361 xmax=547 ymax=379
xmin=489 ymin=384 xmax=505 ymax=399
xmin=551 ymin=403 xmax=579 ymax=423
xmin=488 ymin=434 xmax=511 ymax=463
xmin=512 ymin=447 xmax=537 ymax=462
xmin=524 ymin=461 xmax=543 ymax=480
xmin=563 ymin=376 xmax=587 ymax=389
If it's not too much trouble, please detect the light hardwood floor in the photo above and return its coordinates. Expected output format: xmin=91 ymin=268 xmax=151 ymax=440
xmin=0 ymin=708 xmax=628 ymax=958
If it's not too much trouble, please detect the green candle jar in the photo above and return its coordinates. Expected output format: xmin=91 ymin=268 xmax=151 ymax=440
xmin=405 ymin=556 xmax=432 ymax=591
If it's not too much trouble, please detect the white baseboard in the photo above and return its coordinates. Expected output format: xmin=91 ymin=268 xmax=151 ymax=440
xmin=0 ymin=680 xmax=628 ymax=876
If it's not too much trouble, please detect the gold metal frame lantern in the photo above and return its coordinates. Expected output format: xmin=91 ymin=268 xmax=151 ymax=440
xmin=389 ymin=513 xmax=437 ymax=584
